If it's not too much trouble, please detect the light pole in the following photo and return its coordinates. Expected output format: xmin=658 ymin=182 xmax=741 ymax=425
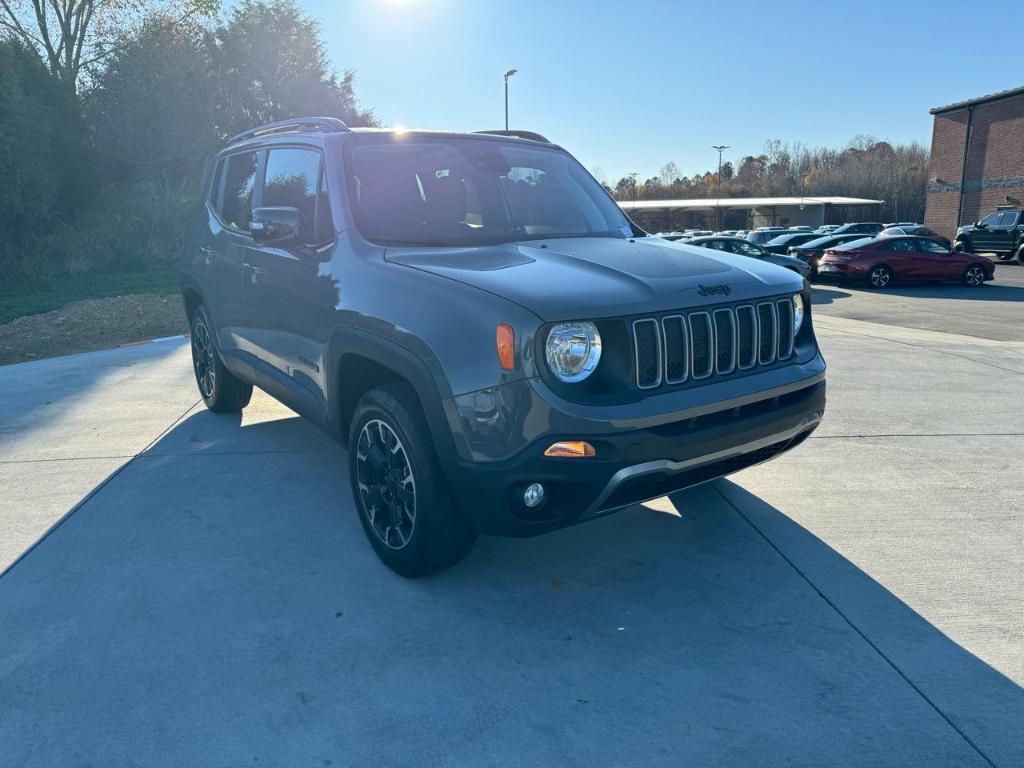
xmin=504 ymin=69 xmax=517 ymax=131
xmin=712 ymin=144 xmax=729 ymax=231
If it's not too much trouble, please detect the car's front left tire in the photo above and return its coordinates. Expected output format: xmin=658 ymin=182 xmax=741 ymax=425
xmin=190 ymin=305 xmax=253 ymax=412
xmin=962 ymin=264 xmax=987 ymax=287
xmin=348 ymin=383 xmax=475 ymax=578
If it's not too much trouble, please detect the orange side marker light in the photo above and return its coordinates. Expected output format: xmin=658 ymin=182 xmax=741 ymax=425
xmin=496 ymin=324 xmax=515 ymax=371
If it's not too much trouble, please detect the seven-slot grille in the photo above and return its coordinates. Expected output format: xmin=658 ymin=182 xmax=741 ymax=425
xmin=633 ymin=298 xmax=797 ymax=389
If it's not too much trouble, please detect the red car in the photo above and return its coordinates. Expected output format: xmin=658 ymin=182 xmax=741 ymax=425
xmin=818 ymin=236 xmax=994 ymax=288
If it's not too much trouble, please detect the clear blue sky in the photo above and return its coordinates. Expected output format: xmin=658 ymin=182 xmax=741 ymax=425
xmin=297 ymin=0 xmax=1023 ymax=183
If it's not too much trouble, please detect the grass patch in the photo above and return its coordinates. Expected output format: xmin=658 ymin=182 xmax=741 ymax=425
xmin=0 ymin=264 xmax=179 ymax=325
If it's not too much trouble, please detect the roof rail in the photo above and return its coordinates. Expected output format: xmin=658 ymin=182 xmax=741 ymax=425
xmin=228 ymin=117 xmax=350 ymax=146
xmin=473 ymin=129 xmax=551 ymax=143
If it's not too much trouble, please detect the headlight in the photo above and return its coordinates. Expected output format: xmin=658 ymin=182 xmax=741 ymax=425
xmin=545 ymin=321 xmax=602 ymax=382
xmin=792 ymin=295 xmax=804 ymax=336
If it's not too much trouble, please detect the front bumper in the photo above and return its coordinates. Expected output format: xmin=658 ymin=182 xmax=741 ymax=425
xmin=444 ymin=377 xmax=825 ymax=536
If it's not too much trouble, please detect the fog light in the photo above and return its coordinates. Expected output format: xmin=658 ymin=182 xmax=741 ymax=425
xmin=523 ymin=483 xmax=546 ymax=508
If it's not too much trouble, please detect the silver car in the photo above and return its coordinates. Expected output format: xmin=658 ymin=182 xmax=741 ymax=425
xmin=686 ymin=236 xmax=813 ymax=278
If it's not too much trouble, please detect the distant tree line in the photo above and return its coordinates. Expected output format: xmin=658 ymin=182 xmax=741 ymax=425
xmin=606 ymin=137 xmax=929 ymax=224
xmin=0 ymin=0 xmax=375 ymax=282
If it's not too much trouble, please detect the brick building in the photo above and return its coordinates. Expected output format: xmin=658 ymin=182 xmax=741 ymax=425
xmin=925 ymin=85 xmax=1024 ymax=241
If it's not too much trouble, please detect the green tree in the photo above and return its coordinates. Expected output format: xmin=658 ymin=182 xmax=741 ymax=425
xmin=0 ymin=38 xmax=61 ymax=240
xmin=210 ymin=0 xmax=376 ymax=138
xmin=86 ymin=15 xmax=217 ymax=185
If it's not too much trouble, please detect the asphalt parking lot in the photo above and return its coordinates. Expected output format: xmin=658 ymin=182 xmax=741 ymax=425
xmin=812 ymin=260 xmax=1024 ymax=342
xmin=1 ymin=270 xmax=1021 ymax=766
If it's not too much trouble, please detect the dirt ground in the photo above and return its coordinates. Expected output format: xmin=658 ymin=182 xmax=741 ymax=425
xmin=0 ymin=294 xmax=188 ymax=366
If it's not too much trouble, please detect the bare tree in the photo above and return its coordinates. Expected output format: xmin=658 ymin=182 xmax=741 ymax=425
xmin=659 ymin=161 xmax=680 ymax=187
xmin=0 ymin=0 xmax=216 ymax=92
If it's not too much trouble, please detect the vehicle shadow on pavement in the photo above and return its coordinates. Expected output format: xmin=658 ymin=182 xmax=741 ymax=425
xmin=0 ymin=409 xmax=1020 ymax=767
xmin=879 ymin=282 xmax=1024 ymax=302
xmin=809 ymin=286 xmax=852 ymax=305
xmin=818 ymin=281 xmax=1024 ymax=303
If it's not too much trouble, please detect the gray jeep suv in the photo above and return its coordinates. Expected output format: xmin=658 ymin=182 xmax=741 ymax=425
xmin=181 ymin=118 xmax=826 ymax=576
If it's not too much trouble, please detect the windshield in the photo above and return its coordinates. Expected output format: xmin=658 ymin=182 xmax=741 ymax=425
xmin=345 ymin=135 xmax=632 ymax=246
xmin=801 ymin=235 xmax=842 ymax=249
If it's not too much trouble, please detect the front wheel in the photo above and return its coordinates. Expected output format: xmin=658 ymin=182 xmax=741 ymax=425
xmin=190 ymin=305 xmax=252 ymax=412
xmin=867 ymin=265 xmax=892 ymax=289
xmin=953 ymin=241 xmax=967 ymax=253
xmin=1017 ymin=245 xmax=1024 ymax=265
xmin=348 ymin=383 xmax=475 ymax=577
xmin=962 ymin=264 xmax=986 ymax=287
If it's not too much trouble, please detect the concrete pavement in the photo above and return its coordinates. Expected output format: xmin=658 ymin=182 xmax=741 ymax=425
xmin=0 ymin=315 xmax=1021 ymax=766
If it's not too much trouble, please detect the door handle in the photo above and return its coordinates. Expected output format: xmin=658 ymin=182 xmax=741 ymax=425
xmin=242 ymin=262 xmax=267 ymax=284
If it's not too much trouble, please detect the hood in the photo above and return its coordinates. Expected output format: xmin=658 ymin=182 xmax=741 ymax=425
xmin=385 ymin=236 xmax=804 ymax=322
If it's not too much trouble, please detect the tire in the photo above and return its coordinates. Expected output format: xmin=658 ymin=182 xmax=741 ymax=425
xmin=962 ymin=264 xmax=986 ymax=287
xmin=189 ymin=305 xmax=252 ymax=412
xmin=348 ymin=383 xmax=475 ymax=577
xmin=867 ymin=264 xmax=892 ymax=289
xmin=1017 ymin=246 xmax=1024 ymax=265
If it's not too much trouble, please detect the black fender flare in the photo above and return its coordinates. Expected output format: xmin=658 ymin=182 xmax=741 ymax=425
xmin=178 ymin=275 xmax=206 ymax=319
xmin=324 ymin=325 xmax=467 ymax=466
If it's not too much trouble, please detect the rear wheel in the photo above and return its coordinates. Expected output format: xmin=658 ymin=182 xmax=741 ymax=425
xmin=867 ymin=265 xmax=892 ymax=289
xmin=348 ymin=383 xmax=475 ymax=577
xmin=190 ymin=305 xmax=252 ymax=412
xmin=962 ymin=264 xmax=986 ymax=287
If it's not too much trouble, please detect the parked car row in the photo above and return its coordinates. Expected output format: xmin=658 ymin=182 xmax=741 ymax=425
xmin=657 ymin=221 xmax=997 ymax=290
xmin=683 ymin=236 xmax=812 ymax=278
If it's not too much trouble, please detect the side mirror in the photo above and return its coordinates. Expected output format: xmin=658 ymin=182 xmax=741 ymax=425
xmin=250 ymin=206 xmax=302 ymax=246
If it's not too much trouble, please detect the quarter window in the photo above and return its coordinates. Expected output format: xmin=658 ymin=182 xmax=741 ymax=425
xmin=220 ymin=151 xmax=259 ymax=231
xmin=263 ymin=148 xmax=323 ymax=243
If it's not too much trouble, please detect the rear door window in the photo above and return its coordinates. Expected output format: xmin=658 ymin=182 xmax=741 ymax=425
xmin=997 ymin=211 xmax=1019 ymax=226
xmin=881 ymin=239 xmax=915 ymax=252
xmin=263 ymin=147 xmax=324 ymax=244
xmin=918 ymin=239 xmax=949 ymax=254
xmin=209 ymin=159 xmax=225 ymax=209
xmin=220 ymin=151 xmax=259 ymax=232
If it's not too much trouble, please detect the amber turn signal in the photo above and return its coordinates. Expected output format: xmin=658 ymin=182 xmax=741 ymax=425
xmin=496 ymin=324 xmax=515 ymax=371
xmin=544 ymin=440 xmax=596 ymax=458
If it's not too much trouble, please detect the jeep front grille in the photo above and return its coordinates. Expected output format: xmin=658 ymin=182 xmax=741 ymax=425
xmin=633 ymin=298 xmax=796 ymax=390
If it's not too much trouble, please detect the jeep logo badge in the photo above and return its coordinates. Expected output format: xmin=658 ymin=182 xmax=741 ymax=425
xmin=697 ymin=284 xmax=731 ymax=297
